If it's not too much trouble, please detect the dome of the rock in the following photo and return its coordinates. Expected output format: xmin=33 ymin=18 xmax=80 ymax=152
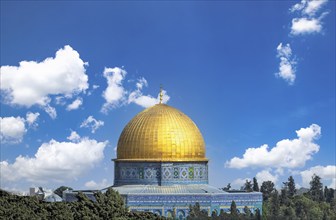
xmin=116 ymin=103 xmax=207 ymax=162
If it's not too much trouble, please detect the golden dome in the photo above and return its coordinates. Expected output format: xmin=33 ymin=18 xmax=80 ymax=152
xmin=116 ymin=104 xmax=207 ymax=162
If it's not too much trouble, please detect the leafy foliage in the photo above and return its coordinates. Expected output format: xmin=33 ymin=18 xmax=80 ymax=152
xmin=260 ymin=181 xmax=275 ymax=201
xmin=187 ymin=202 xmax=208 ymax=220
xmin=309 ymin=174 xmax=324 ymax=202
xmin=1 ymin=174 xmax=335 ymax=220
xmin=252 ymin=177 xmax=259 ymax=192
xmin=243 ymin=180 xmax=253 ymax=192
xmin=260 ymin=174 xmax=336 ymax=220
xmin=0 ymin=188 xmax=163 ymax=220
xmin=222 ymin=183 xmax=231 ymax=191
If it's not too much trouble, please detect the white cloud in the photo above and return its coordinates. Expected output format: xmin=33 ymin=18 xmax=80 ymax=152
xmin=0 ymin=116 xmax=26 ymax=143
xmin=226 ymin=124 xmax=321 ymax=169
xmin=84 ymin=178 xmax=110 ymax=189
xmin=101 ymin=67 xmax=127 ymax=112
xmin=256 ymin=170 xmax=279 ymax=184
xmin=87 ymin=84 xmax=100 ymax=96
xmin=80 ymin=116 xmax=104 ymax=133
xmin=128 ymin=78 xmax=170 ymax=108
xmin=136 ymin=77 xmax=148 ymax=90
xmin=0 ymin=137 xmax=108 ymax=183
xmin=275 ymin=43 xmax=296 ymax=85
xmin=92 ymin=84 xmax=100 ymax=90
xmin=101 ymin=67 xmax=171 ymax=111
xmin=0 ymin=45 xmax=89 ymax=118
xmin=67 ymin=131 xmax=81 ymax=142
xmin=128 ymin=89 xmax=170 ymax=108
xmin=44 ymin=104 xmax=57 ymax=119
xmin=290 ymin=0 xmax=328 ymax=35
xmin=55 ymin=96 xmax=66 ymax=105
xmin=300 ymin=165 xmax=336 ymax=188
xmin=290 ymin=0 xmax=328 ymax=16
xmin=231 ymin=178 xmax=251 ymax=190
xmin=113 ymin=146 xmax=117 ymax=157
xmin=26 ymin=112 xmax=40 ymax=126
xmin=66 ymin=98 xmax=83 ymax=111
xmin=291 ymin=17 xmax=322 ymax=35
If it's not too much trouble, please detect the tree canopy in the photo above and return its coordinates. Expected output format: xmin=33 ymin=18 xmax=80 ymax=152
xmin=0 ymin=188 xmax=164 ymax=220
xmin=1 ymin=174 xmax=335 ymax=220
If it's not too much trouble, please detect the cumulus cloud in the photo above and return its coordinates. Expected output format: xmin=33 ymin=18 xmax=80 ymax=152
xmin=0 ymin=116 xmax=26 ymax=143
xmin=128 ymin=78 xmax=170 ymax=108
xmin=66 ymin=98 xmax=83 ymax=111
xmin=256 ymin=170 xmax=279 ymax=185
xmin=300 ymin=165 xmax=336 ymax=188
xmin=80 ymin=116 xmax=104 ymax=133
xmin=85 ymin=178 xmax=110 ymax=189
xmin=26 ymin=112 xmax=40 ymax=127
xmin=291 ymin=17 xmax=323 ymax=35
xmin=0 ymin=137 xmax=108 ymax=183
xmin=0 ymin=45 xmax=88 ymax=118
xmin=67 ymin=131 xmax=81 ymax=142
xmin=275 ymin=43 xmax=296 ymax=85
xmin=290 ymin=0 xmax=328 ymax=35
xmin=44 ymin=105 xmax=57 ymax=119
xmin=101 ymin=67 xmax=127 ymax=112
xmin=226 ymin=124 xmax=321 ymax=169
xmin=101 ymin=68 xmax=170 ymax=111
xmin=231 ymin=178 xmax=251 ymax=190
xmin=290 ymin=0 xmax=328 ymax=16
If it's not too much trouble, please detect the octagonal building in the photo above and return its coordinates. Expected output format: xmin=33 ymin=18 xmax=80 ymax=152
xmin=112 ymin=101 xmax=262 ymax=219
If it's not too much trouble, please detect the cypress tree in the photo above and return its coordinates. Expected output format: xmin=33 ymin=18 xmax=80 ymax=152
xmin=252 ymin=177 xmax=259 ymax=192
xmin=309 ymin=174 xmax=324 ymax=202
xmin=287 ymin=176 xmax=296 ymax=198
xmin=230 ymin=200 xmax=239 ymax=218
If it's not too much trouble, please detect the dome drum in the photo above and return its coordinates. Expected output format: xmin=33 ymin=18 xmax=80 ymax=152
xmin=114 ymin=161 xmax=208 ymax=186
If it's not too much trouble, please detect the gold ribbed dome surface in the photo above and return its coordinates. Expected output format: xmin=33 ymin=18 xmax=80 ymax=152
xmin=117 ymin=104 xmax=207 ymax=162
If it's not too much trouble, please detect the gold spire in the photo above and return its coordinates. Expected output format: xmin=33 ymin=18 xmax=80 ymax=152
xmin=159 ymin=85 xmax=163 ymax=104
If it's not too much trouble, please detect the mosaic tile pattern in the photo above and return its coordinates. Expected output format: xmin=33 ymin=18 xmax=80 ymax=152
xmin=124 ymin=192 xmax=263 ymax=219
xmin=114 ymin=161 xmax=208 ymax=186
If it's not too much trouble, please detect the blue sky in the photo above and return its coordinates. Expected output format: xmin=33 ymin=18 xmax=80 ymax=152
xmin=1 ymin=0 xmax=335 ymax=193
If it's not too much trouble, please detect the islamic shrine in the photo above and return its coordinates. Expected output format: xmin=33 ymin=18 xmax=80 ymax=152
xmin=111 ymin=95 xmax=263 ymax=219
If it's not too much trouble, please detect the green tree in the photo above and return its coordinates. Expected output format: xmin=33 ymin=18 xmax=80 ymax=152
xmin=260 ymin=181 xmax=275 ymax=201
xmin=280 ymin=205 xmax=295 ymax=219
xmin=252 ymin=177 xmax=259 ymax=192
xmin=187 ymin=202 xmax=208 ymax=220
xmin=254 ymin=208 xmax=261 ymax=220
xmin=280 ymin=182 xmax=289 ymax=206
xmin=218 ymin=209 xmax=230 ymax=220
xmin=287 ymin=176 xmax=296 ymax=198
xmin=309 ymin=174 xmax=324 ymax=202
xmin=269 ymin=189 xmax=280 ymax=218
xmin=293 ymin=194 xmax=324 ymax=219
xmin=244 ymin=180 xmax=253 ymax=192
xmin=222 ymin=183 xmax=231 ymax=191
xmin=0 ymin=188 xmax=164 ymax=220
xmin=230 ymin=200 xmax=239 ymax=219
xmin=323 ymin=186 xmax=335 ymax=204
xmin=243 ymin=206 xmax=252 ymax=218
